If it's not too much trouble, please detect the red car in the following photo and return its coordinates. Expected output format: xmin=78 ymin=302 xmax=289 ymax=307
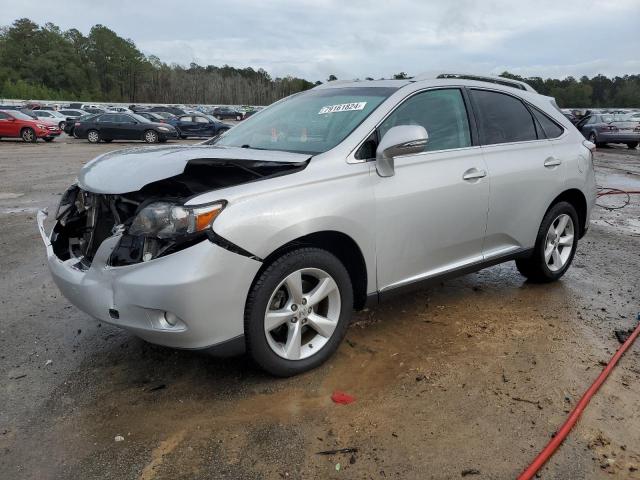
xmin=0 ymin=110 xmax=62 ymax=142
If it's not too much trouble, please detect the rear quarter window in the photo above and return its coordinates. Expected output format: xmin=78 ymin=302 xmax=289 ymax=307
xmin=470 ymin=89 xmax=537 ymax=145
xmin=530 ymin=108 xmax=564 ymax=139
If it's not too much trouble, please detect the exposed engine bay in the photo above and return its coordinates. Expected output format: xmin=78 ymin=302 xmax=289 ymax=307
xmin=51 ymin=158 xmax=307 ymax=268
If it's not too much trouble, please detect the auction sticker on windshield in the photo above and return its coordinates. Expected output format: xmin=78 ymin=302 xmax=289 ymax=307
xmin=318 ymin=102 xmax=367 ymax=114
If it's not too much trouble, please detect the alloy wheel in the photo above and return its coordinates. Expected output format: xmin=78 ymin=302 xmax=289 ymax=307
xmin=22 ymin=129 xmax=35 ymax=142
xmin=544 ymin=214 xmax=574 ymax=272
xmin=145 ymin=130 xmax=158 ymax=143
xmin=264 ymin=268 xmax=341 ymax=360
xmin=87 ymin=131 xmax=99 ymax=143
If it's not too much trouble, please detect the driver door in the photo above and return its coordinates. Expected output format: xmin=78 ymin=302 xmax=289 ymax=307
xmin=372 ymin=88 xmax=490 ymax=294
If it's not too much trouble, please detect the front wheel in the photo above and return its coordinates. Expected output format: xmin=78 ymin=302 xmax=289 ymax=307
xmin=245 ymin=248 xmax=353 ymax=377
xmin=21 ymin=128 xmax=36 ymax=143
xmin=516 ymin=201 xmax=579 ymax=283
xmin=144 ymin=129 xmax=159 ymax=143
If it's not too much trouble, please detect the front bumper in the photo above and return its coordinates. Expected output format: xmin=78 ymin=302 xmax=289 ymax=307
xmin=158 ymin=130 xmax=178 ymax=140
xmin=37 ymin=210 xmax=261 ymax=350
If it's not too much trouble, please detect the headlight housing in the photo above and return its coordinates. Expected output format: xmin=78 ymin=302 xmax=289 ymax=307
xmin=157 ymin=126 xmax=170 ymax=132
xmin=129 ymin=201 xmax=226 ymax=239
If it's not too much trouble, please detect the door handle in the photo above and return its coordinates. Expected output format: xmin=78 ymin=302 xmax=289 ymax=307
xmin=462 ymin=168 xmax=487 ymax=181
xmin=544 ymin=157 xmax=562 ymax=167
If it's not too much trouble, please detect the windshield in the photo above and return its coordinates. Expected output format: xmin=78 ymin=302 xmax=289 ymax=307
xmin=213 ymin=87 xmax=397 ymax=154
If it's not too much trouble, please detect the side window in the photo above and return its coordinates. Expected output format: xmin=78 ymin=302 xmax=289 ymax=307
xmin=179 ymin=115 xmax=192 ymax=122
xmin=530 ymin=108 xmax=564 ymax=139
xmin=0 ymin=112 xmax=8 ymax=120
xmin=194 ymin=116 xmax=209 ymax=123
xmin=98 ymin=114 xmax=115 ymax=123
xmin=378 ymin=89 xmax=472 ymax=152
xmin=470 ymin=89 xmax=537 ymax=145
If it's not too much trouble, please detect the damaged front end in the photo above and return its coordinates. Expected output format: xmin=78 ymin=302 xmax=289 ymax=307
xmin=50 ymin=156 xmax=307 ymax=268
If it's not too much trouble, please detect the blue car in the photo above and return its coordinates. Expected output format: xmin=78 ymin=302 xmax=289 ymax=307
xmin=174 ymin=114 xmax=232 ymax=139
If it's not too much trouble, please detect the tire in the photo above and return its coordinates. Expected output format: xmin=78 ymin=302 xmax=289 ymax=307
xmin=87 ymin=130 xmax=100 ymax=143
xmin=21 ymin=128 xmax=37 ymax=143
xmin=516 ymin=201 xmax=579 ymax=283
xmin=43 ymin=138 xmax=54 ymax=143
xmin=627 ymin=142 xmax=638 ymax=149
xmin=144 ymin=130 xmax=159 ymax=143
xmin=59 ymin=121 xmax=66 ymax=130
xmin=245 ymin=247 xmax=353 ymax=377
xmin=236 ymin=115 xmax=242 ymax=121
xmin=216 ymin=115 xmax=222 ymax=120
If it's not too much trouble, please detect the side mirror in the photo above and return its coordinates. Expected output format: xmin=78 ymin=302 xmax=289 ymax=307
xmin=375 ymin=125 xmax=428 ymax=177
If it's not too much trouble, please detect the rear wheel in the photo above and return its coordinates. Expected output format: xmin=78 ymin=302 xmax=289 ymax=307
xmin=59 ymin=121 xmax=66 ymax=130
xmin=21 ymin=128 xmax=36 ymax=143
xmin=245 ymin=248 xmax=353 ymax=377
xmin=144 ymin=129 xmax=159 ymax=143
xmin=87 ymin=130 xmax=100 ymax=143
xmin=516 ymin=201 xmax=579 ymax=283
xmin=627 ymin=142 xmax=638 ymax=149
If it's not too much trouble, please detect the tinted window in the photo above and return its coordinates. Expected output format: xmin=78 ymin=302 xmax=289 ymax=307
xmin=0 ymin=112 xmax=9 ymax=119
xmin=194 ymin=116 xmax=209 ymax=123
xmin=471 ymin=90 xmax=537 ymax=145
xmin=531 ymin=108 xmax=564 ymax=139
xmin=379 ymin=88 xmax=471 ymax=152
xmin=179 ymin=115 xmax=192 ymax=122
xmin=97 ymin=114 xmax=117 ymax=123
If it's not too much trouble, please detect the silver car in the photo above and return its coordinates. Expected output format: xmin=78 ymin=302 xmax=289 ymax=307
xmin=38 ymin=74 xmax=597 ymax=376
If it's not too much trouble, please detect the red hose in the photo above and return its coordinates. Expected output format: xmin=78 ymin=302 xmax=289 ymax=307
xmin=517 ymin=321 xmax=640 ymax=480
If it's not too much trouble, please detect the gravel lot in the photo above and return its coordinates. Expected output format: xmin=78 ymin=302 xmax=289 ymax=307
xmin=1 ymin=136 xmax=639 ymax=479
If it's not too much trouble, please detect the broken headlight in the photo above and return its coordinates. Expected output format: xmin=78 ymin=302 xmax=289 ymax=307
xmin=128 ymin=201 xmax=226 ymax=239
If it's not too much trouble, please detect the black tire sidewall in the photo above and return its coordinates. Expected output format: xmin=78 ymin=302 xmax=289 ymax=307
xmin=87 ymin=130 xmax=99 ymax=143
xmin=532 ymin=201 xmax=579 ymax=281
xmin=21 ymin=128 xmax=36 ymax=142
xmin=245 ymin=248 xmax=353 ymax=377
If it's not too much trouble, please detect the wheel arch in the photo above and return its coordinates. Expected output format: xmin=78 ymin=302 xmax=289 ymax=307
xmin=547 ymin=188 xmax=588 ymax=237
xmin=251 ymin=230 xmax=369 ymax=310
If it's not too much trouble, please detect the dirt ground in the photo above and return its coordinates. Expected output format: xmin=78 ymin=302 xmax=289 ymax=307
xmin=0 ymin=135 xmax=639 ymax=480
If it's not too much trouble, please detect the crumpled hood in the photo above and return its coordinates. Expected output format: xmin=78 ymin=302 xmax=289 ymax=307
xmin=78 ymin=145 xmax=311 ymax=194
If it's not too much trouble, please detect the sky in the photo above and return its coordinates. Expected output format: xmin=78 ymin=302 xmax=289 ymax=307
xmin=1 ymin=0 xmax=639 ymax=82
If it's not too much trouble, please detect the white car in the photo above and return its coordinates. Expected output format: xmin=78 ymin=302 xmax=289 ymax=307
xmin=39 ymin=74 xmax=596 ymax=376
xmin=32 ymin=110 xmax=68 ymax=130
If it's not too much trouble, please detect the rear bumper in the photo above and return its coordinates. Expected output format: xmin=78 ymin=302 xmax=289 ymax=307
xmin=598 ymin=132 xmax=640 ymax=143
xmin=38 ymin=210 xmax=261 ymax=350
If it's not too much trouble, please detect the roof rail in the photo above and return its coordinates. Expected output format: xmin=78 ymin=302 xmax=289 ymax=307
xmin=415 ymin=73 xmax=537 ymax=93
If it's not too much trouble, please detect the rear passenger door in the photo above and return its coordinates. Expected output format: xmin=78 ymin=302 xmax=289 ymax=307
xmin=469 ymin=89 xmax=566 ymax=257
xmin=373 ymin=88 xmax=490 ymax=293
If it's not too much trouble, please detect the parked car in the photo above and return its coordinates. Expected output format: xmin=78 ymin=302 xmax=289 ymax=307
xmin=39 ymin=74 xmax=596 ymax=376
xmin=576 ymin=113 xmax=640 ymax=149
xmin=31 ymin=110 xmax=68 ymax=130
xmin=212 ymin=106 xmax=243 ymax=121
xmin=74 ymin=112 xmax=178 ymax=143
xmin=0 ymin=110 xmax=61 ymax=142
xmin=64 ymin=113 xmax=97 ymax=136
xmin=83 ymin=107 xmax=106 ymax=115
xmin=149 ymin=106 xmax=186 ymax=116
xmin=174 ymin=114 xmax=232 ymax=138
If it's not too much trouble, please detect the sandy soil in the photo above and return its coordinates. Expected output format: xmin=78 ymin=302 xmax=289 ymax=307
xmin=0 ymin=136 xmax=639 ymax=479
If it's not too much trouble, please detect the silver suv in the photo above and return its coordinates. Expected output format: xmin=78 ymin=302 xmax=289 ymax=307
xmin=38 ymin=74 xmax=596 ymax=376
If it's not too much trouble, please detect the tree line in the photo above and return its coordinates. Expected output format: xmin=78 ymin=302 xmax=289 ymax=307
xmin=0 ymin=18 xmax=638 ymax=108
